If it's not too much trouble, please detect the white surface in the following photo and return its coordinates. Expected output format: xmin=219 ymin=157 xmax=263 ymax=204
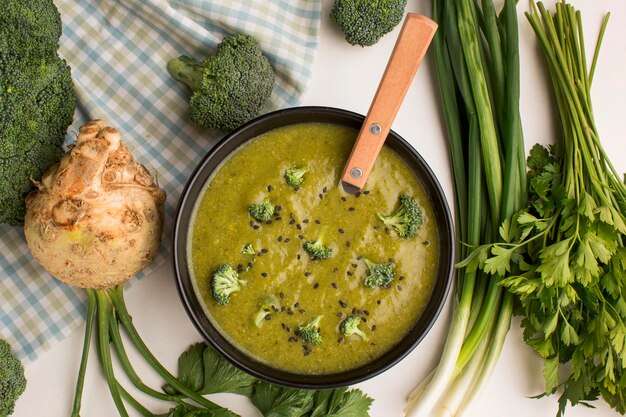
xmin=16 ymin=1 xmax=626 ymax=416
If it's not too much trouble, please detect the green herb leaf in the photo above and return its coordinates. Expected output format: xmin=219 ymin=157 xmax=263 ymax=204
xmin=543 ymin=355 xmax=560 ymax=394
xmin=251 ymin=381 xmax=315 ymax=417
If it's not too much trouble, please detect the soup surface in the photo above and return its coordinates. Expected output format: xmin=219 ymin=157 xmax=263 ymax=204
xmin=189 ymin=123 xmax=439 ymax=375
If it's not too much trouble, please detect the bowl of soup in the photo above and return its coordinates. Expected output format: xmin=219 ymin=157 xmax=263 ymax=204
xmin=172 ymin=106 xmax=454 ymax=388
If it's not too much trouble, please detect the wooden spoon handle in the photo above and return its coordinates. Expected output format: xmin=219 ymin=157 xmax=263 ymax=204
xmin=341 ymin=14 xmax=438 ymax=191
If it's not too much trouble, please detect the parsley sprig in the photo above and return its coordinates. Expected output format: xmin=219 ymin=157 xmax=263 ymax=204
xmin=165 ymin=343 xmax=374 ymax=417
xmin=461 ymin=2 xmax=626 ymax=414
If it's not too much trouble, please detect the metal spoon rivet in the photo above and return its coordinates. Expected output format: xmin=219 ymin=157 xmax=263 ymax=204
xmin=350 ymin=167 xmax=363 ymax=179
xmin=369 ymin=123 xmax=382 ymax=135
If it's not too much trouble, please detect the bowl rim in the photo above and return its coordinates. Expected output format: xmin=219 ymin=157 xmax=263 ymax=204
xmin=172 ymin=105 xmax=455 ymax=389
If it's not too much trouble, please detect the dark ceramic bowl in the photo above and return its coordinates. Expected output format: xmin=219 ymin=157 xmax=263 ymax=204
xmin=172 ymin=106 xmax=454 ymax=389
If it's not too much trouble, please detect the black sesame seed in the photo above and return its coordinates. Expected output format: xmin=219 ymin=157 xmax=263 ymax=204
xmin=304 ymin=272 xmax=311 ymax=277
xmin=370 ymin=342 xmax=376 ymax=346
xmin=284 ymin=238 xmax=291 ymax=243
xmin=336 ymin=312 xmax=343 ymax=317
xmin=303 ymin=219 xmax=309 ymax=223
xmin=352 ymin=307 xmax=357 ymax=314
xmin=248 ymin=261 xmax=253 ymax=268
xmin=261 ymin=248 xmax=268 ymax=253
xmin=356 ymin=256 xmax=362 ymax=260
xmin=280 ymin=292 xmax=285 ymax=299
xmin=346 ymin=241 xmax=351 ymax=247
xmin=355 ymin=191 xmax=361 ymax=197
xmin=372 ymin=325 xmax=377 ymax=331
xmin=338 ymin=337 xmax=344 ymax=343
xmin=399 ymin=276 xmax=405 ymax=281
xmin=364 ymin=310 xmax=370 ymax=316
xmin=388 ymin=258 xmax=395 ymax=263
xmin=265 ymin=316 xmax=271 ymax=321
xmin=397 ymin=285 xmax=403 ymax=291
xmin=348 ymin=207 xmax=355 ymax=211
xmin=267 ymin=185 xmax=273 ymax=192
xmin=323 ymin=186 xmax=328 ymax=193
xmin=288 ymin=310 xmax=294 ymax=316
xmin=278 ymin=236 xmax=283 ymax=242
xmin=319 ymin=194 xmax=324 ymax=200
xmin=298 ymin=235 xmax=304 ymax=240
xmin=299 ymin=309 xmax=306 ymax=314
xmin=347 ymin=271 xmax=353 ymax=276
xmin=253 ymin=225 xmax=260 ymax=230
xmin=294 ymin=186 xmax=300 ymax=191
xmin=265 ymin=220 xmax=272 ymax=225
xmin=377 ymin=300 xmax=381 ymax=305
xmin=361 ymin=317 xmax=367 ymax=323
xmin=338 ymin=228 xmax=344 ymax=234
xmin=313 ymin=283 xmax=319 ymax=289
xmin=297 ymin=224 xmax=302 ymax=230
xmin=341 ymin=196 xmax=347 ymax=201
xmin=339 ymin=300 xmax=347 ymax=308
xmin=315 ymin=219 xmax=321 ymax=224
xmin=351 ymin=263 xmax=357 ymax=268
xmin=424 ymin=240 xmax=431 ymax=246
xmin=294 ymin=302 xmax=300 ymax=308
xmin=333 ymin=268 xmax=339 ymax=273
xmin=331 ymin=282 xmax=338 ymax=288
xmin=363 ymin=190 xmax=370 ymax=195
xmin=275 ymin=217 xmax=282 ymax=221
xmin=289 ymin=219 xmax=296 ymax=225
xmin=261 ymin=272 xmax=267 ymax=277
xmin=373 ymin=225 xmax=380 ymax=230
xmin=297 ymin=254 xmax=301 ymax=260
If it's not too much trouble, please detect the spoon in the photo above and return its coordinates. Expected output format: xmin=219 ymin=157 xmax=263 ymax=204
xmin=340 ymin=13 xmax=438 ymax=192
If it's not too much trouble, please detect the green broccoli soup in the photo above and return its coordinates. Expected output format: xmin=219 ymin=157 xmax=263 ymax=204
xmin=189 ymin=123 xmax=439 ymax=375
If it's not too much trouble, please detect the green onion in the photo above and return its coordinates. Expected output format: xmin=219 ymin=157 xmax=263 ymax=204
xmin=405 ymin=0 xmax=526 ymax=415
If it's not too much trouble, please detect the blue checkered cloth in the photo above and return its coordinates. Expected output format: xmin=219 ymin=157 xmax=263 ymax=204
xmin=0 ymin=0 xmax=321 ymax=361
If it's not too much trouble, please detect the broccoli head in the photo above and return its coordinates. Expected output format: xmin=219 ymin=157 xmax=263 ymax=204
xmin=377 ymin=194 xmax=422 ymax=238
xmin=0 ymin=55 xmax=76 ymax=225
xmin=248 ymin=197 xmax=275 ymax=223
xmin=330 ymin=0 xmax=407 ymax=47
xmin=0 ymin=339 xmax=26 ymax=417
xmin=0 ymin=0 xmax=62 ymax=60
xmin=167 ymin=34 xmax=275 ymax=132
xmin=284 ymin=166 xmax=308 ymax=188
xmin=303 ymin=228 xmax=333 ymax=260
xmin=241 ymin=243 xmax=256 ymax=255
xmin=211 ymin=264 xmax=247 ymax=305
xmin=340 ymin=316 xmax=368 ymax=340
xmin=296 ymin=315 xmax=323 ymax=345
xmin=253 ymin=294 xmax=281 ymax=327
xmin=362 ymin=258 xmax=394 ymax=288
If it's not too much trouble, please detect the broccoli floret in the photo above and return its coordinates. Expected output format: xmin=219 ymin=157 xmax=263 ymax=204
xmin=167 ymin=34 xmax=275 ymax=132
xmin=0 ymin=2 xmax=77 ymax=226
xmin=284 ymin=166 xmax=308 ymax=188
xmin=0 ymin=0 xmax=62 ymax=60
xmin=303 ymin=228 xmax=333 ymax=260
xmin=211 ymin=264 xmax=247 ymax=305
xmin=377 ymin=194 xmax=422 ymax=238
xmin=0 ymin=339 xmax=26 ymax=417
xmin=330 ymin=0 xmax=407 ymax=47
xmin=340 ymin=316 xmax=368 ymax=340
xmin=253 ymin=295 xmax=281 ymax=327
xmin=362 ymin=258 xmax=394 ymax=288
xmin=296 ymin=315 xmax=323 ymax=345
xmin=241 ymin=243 xmax=255 ymax=255
xmin=248 ymin=197 xmax=275 ymax=223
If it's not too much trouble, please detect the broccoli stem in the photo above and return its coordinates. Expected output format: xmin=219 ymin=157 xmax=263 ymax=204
xmin=95 ymin=290 xmax=130 ymax=417
xmin=70 ymin=289 xmax=97 ymax=417
xmin=167 ymin=56 xmax=204 ymax=92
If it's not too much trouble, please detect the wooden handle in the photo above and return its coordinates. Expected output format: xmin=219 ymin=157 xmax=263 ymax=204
xmin=341 ymin=14 xmax=437 ymax=190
